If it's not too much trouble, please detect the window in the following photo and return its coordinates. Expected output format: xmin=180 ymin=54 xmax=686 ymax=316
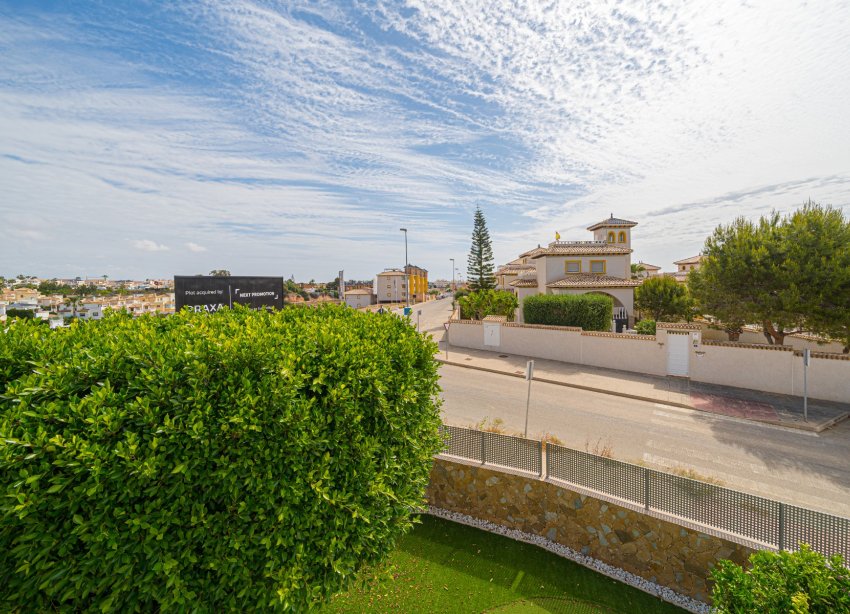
xmin=565 ymin=260 xmax=581 ymax=273
xmin=607 ymin=232 xmax=615 ymax=243
xmin=590 ymin=260 xmax=606 ymax=274
xmin=618 ymin=231 xmax=626 ymax=243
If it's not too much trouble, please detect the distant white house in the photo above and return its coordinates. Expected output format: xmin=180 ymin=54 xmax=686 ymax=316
xmin=344 ymin=288 xmax=375 ymax=309
xmin=634 ymin=261 xmax=662 ymax=278
xmin=80 ymin=303 xmax=105 ymax=320
xmin=671 ymin=255 xmax=704 ymax=283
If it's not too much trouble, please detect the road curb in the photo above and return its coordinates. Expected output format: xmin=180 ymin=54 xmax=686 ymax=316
xmin=436 ymin=358 xmax=840 ymax=433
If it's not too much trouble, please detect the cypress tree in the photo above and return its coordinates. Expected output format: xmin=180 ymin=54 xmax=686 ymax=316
xmin=467 ymin=206 xmax=496 ymax=290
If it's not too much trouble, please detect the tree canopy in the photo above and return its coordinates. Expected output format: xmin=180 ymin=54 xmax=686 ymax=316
xmin=467 ymin=207 xmax=495 ymax=291
xmin=634 ymin=276 xmax=691 ymax=322
xmin=693 ymin=202 xmax=850 ymax=348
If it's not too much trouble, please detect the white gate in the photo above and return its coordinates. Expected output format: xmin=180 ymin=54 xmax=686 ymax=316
xmin=483 ymin=322 xmax=501 ymax=347
xmin=666 ymin=332 xmax=690 ymax=376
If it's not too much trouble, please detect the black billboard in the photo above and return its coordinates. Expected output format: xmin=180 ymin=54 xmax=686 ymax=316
xmin=174 ymin=276 xmax=283 ymax=313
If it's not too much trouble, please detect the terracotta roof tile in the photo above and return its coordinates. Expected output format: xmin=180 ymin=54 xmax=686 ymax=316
xmin=509 ymin=276 xmax=538 ymax=288
xmin=586 ymin=216 xmax=638 ymax=230
xmin=530 ymin=242 xmax=632 ymax=257
xmin=518 ymin=246 xmax=547 ymax=258
xmin=546 ymin=274 xmax=642 ymax=288
xmin=496 ymin=264 xmax=536 ymax=275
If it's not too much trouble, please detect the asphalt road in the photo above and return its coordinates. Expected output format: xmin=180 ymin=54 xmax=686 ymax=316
xmin=413 ymin=298 xmax=850 ymax=517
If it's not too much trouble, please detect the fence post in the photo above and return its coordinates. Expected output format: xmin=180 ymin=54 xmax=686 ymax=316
xmin=480 ymin=430 xmax=486 ymax=465
xmin=778 ymin=502 xmax=785 ymax=551
xmin=644 ymin=467 xmax=650 ymax=511
xmin=539 ymin=440 xmax=545 ymax=478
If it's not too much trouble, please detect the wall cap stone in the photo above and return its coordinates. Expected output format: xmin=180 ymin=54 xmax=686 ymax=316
xmin=793 ymin=349 xmax=850 ymax=360
xmin=580 ymin=331 xmax=657 ymax=341
xmin=703 ymin=340 xmax=794 ymax=351
xmin=503 ymin=322 xmax=582 ymax=331
xmin=657 ymin=322 xmax=702 ymax=330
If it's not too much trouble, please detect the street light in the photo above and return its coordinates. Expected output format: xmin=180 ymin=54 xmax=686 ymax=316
xmin=450 ymin=258 xmax=455 ymax=293
xmin=400 ymin=228 xmax=409 ymax=307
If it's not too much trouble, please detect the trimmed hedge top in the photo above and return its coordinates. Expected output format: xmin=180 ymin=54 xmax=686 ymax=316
xmin=0 ymin=306 xmax=443 ymax=611
xmin=523 ymin=293 xmax=613 ymax=330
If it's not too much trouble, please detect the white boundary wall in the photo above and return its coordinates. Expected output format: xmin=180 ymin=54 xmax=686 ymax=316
xmin=447 ymin=320 xmax=850 ymax=403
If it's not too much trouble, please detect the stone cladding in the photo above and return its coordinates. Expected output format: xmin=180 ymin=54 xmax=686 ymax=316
xmin=426 ymin=458 xmax=755 ymax=604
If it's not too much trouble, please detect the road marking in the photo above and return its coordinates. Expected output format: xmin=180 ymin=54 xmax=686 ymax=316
xmin=652 ymin=409 xmax=695 ymax=421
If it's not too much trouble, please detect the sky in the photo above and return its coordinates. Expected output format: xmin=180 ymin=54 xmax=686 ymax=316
xmin=1 ymin=1 xmax=849 ymax=282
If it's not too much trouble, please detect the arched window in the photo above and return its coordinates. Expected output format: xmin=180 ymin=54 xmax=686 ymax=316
xmin=607 ymin=232 xmax=615 ymax=243
xmin=618 ymin=231 xmax=626 ymax=243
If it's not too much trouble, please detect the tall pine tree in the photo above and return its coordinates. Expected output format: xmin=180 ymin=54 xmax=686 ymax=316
xmin=467 ymin=206 xmax=496 ymax=290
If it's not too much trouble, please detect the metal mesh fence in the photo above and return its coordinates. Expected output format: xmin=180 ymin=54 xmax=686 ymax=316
xmin=439 ymin=424 xmax=481 ymax=462
xmin=647 ymin=469 xmax=780 ymax=546
xmin=484 ymin=431 xmax=542 ymax=475
xmin=783 ymin=504 xmax=850 ymax=562
xmin=547 ymin=445 xmax=645 ymax=506
xmin=437 ymin=424 xmax=849 ymax=561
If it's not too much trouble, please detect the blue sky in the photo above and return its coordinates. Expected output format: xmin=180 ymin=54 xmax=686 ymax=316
xmin=2 ymin=1 xmax=849 ymax=281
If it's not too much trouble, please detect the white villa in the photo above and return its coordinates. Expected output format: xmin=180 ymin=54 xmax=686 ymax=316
xmin=671 ymin=255 xmax=704 ymax=283
xmin=497 ymin=215 xmax=643 ymax=328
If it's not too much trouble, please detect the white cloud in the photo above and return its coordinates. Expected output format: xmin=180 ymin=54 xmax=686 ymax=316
xmin=1 ymin=2 xmax=849 ymax=281
xmin=132 ymin=239 xmax=170 ymax=252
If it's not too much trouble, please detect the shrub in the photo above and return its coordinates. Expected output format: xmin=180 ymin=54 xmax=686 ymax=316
xmin=458 ymin=290 xmax=518 ymax=321
xmin=523 ymin=294 xmax=613 ymax=330
xmin=710 ymin=544 xmax=850 ymax=613
xmin=4 ymin=308 xmax=36 ymax=319
xmin=634 ymin=276 xmax=691 ymax=322
xmin=0 ymin=306 xmax=442 ymax=611
xmin=634 ymin=319 xmax=656 ymax=335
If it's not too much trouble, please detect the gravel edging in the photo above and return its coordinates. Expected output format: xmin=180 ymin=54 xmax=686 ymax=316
xmin=423 ymin=506 xmax=711 ymax=614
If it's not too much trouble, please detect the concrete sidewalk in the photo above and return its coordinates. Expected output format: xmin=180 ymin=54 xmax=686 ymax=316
xmin=436 ymin=343 xmax=850 ymax=433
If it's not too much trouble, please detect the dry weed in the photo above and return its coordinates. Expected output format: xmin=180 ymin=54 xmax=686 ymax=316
xmin=473 ymin=417 xmax=511 ymax=434
xmin=539 ymin=432 xmax=563 ymax=446
xmin=584 ymin=437 xmax=614 ymax=458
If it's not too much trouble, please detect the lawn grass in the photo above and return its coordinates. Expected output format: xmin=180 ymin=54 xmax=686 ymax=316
xmin=323 ymin=515 xmax=687 ymax=613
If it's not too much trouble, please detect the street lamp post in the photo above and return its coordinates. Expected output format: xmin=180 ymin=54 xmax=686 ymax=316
xmin=450 ymin=258 xmax=455 ymax=293
xmin=400 ymin=228 xmax=409 ymax=307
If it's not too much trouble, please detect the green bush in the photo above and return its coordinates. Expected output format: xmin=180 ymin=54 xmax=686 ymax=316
xmin=0 ymin=306 xmax=442 ymax=612
xmin=458 ymin=290 xmax=518 ymax=321
xmin=710 ymin=545 xmax=850 ymax=613
xmin=634 ymin=276 xmax=692 ymax=322
xmin=4 ymin=308 xmax=36 ymax=319
xmin=523 ymin=294 xmax=613 ymax=330
xmin=634 ymin=319 xmax=656 ymax=335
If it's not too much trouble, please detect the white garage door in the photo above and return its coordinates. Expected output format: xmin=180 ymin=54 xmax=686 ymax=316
xmin=666 ymin=332 xmax=690 ymax=376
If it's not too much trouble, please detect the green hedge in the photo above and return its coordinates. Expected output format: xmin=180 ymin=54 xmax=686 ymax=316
xmin=458 ymin=290 xmax=518 ymax=321
xmin=523 ymin=294 xmax=613 ymax=330
xmin=634 ymin=319 xmax=656 ymax=335
xmin=0 ymin=306 xmax=442 ymax=611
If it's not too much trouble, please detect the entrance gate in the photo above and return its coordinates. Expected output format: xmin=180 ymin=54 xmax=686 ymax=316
xmin=666 ymin=331 xmax=690 ymax=376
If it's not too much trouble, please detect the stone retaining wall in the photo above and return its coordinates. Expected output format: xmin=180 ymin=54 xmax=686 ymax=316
xmin=426 ymin=457 xmax=756 ymax=604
